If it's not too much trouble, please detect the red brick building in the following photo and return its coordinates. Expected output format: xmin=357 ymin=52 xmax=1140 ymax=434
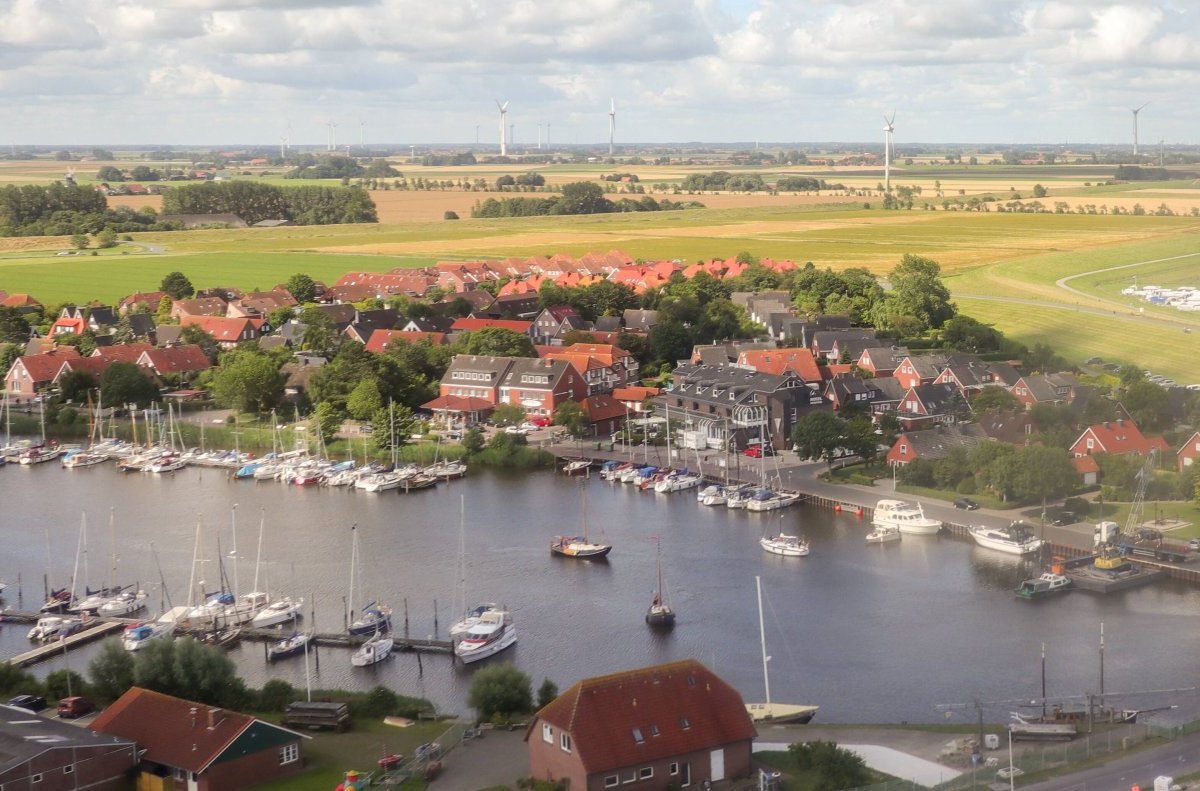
xmin=526 ymin=659 xmax=757 ymax=790
xmin=0 ymin=702 xmax=136 ymax=790
xmin=90 ymin=688 xmax=306 ymax=791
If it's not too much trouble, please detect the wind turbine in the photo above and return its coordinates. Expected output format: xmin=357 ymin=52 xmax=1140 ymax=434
xmin=1131 ymin=102 xmax=1149 ymax=157
xmin=496 ymin=101 xmax=509 ymax=156
xmin=608 ymin=98 xmax=616 ymax=156
xmin=883 ymin=111 xmax=896 ymax=193
xmin=330 ymin=122 xmax=337 ymax=152
xmin=359 ymin=119 xmax=365 ymax=148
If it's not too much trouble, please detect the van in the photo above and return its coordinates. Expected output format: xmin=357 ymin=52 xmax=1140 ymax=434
xmin=57 ymin=696 xmax=94 ymax=719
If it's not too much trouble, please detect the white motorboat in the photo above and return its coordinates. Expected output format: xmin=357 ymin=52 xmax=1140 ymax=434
xmin=865 ymin=525 xmax=901 ymax=543
xmin=223 ymin=591 xmax=270 ymax=624
xmin=970 ymin=521 xmax=1044 ymax=556
xmin=351 ymin=631 xmax=395 ymax=667
xmin=62 ymin=451 xmax=107 ymax=468
xmin=251 ymin=597 xmax=304 ymax=628
xmin=760 ymin=533 xmax=810 ymax=557
xmin=872 ymin=499 xmax=942 ymax=535
xmin=450 ymin=602 xmax=500 ymax=640
xmin=98 ymin=589 xmax=148 ymax=617
xmin=122 ymin=619 xmax=174 ymax=651
xmin=562 ymin=459 xmax=591 ymax=475
xmin=701 ymin=487 xmax=728 ymax=506
xmin=27 ymin=615 xmax=81 ymax=641
xmin=454 ymin=608 xmax=517 ymax=664
xmin=357 ymin=471 xmax=404 ymax=493
xmin=1015 ymin=572 xmax=1072 ymax=599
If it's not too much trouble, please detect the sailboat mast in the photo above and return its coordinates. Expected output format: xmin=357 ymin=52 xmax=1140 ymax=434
xmin=756 ymin=575 xmax=771 ymax=706
xmin=70 ymin=513 xmax=86 ymax=603
xmin=347 ymin=524 xmax=358 ymax=626
xmin=456 ymin=496 xmax=467 ymax=616
xmin=230 ymin=504 xmax=240 ymax=600
xmin=186 ymin=517 xmax=202 ymax=608
xmin=656 ymin=539 xmax=664 ymax=603
xmin=252 ymin=510 xmax=265 ymax=593
xmin=108 ymin=507 xmax=117 ymax=591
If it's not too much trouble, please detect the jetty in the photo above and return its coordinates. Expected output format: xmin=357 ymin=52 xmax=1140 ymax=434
xmin=7 ymin=620 xmax=125 ymax=667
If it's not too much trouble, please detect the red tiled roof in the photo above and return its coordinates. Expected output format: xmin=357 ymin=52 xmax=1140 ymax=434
xmin=95 ymin=343 xmax=155 ymax=362
xmin=613 ymin=386 xmax=662 ymax=402
xmin=582 ymin=394 xmax=627 ymax=422
xmin=90 ymin=687 xmax=255 ymax=774
xmin=1073 ymin=419 xmax=1170 ymax=457
xmin=1 ymin=293 xmax=41 ymax=308
xmin=821 ymin=363 xmax=854 ymax=381
xmin=450 ymin=318 xmax=532 ymax=334
xmin=530 ymin=659 xmax=755 ymax=774
xmin=1073 ymin=455 xmax=1100 ymax=474
xmin=421 ymin=395 xmax=495 ymax=411
xmin=181 ymin=316 xmax=257 ymax=342
xmin=738 ymin=348 xmax=820 ymax=381
xmin=365 ymin=329 xmax=446 ymax=353
xmin=10 ymin=348 xmax=82 ymax=383
xmin=138 ymin=344 xmax=211 ymax=374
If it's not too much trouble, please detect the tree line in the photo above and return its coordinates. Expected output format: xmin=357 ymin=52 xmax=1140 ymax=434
xmin=161 ymin=181 xmax=378 ymax=225
xmin=0 ymin=184 xmax=180 ymax=237
xmin=470 ymin=181 xmax=702 ymax=218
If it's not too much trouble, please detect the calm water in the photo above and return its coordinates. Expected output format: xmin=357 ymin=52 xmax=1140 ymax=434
xmin=2 ymin=462 xmax=1199 ymax=725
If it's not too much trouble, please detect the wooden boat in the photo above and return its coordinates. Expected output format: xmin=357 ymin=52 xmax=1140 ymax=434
xmin=645 ymin=540 xmax=675 ymax=628
xmin=200 ymin=624 xmax=242 ymax=650
xmin=551 ymin=485 xmax=611 ymax=559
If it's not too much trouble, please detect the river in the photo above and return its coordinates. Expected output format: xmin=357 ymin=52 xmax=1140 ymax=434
xmin=2 ymin=462 xmax=1198 ymax=725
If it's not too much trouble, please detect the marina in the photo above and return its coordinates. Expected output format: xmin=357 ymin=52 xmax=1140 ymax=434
xmin=3 ymin=460 xmax=1200 ymax=725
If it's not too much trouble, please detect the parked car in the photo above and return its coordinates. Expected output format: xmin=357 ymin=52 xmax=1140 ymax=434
xmin=953 ymin=497 xmax=980 ymax=510
xmin=1052 ymin=511 xmax=1077 ymax=526
xmin=57 ymin=696 xmax=94 ymax=719
xmin=504 ymin=425 xmax=528 ymax=435
xmin=743 ymin=444 xmax=775 ymax=458
xmin=8 ymin=694 xmax=47 ymax=713
xmin=1188 ymin=538 xmax=1200 ymax=551
xmin=1085 ymin=356 xmax=1103 ymax=365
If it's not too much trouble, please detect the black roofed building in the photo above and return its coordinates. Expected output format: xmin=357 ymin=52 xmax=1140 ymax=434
xmin=886 ymin=423 xmax=991 ymax=466
xmin=0 ymin=703 xmax=136 ymax=790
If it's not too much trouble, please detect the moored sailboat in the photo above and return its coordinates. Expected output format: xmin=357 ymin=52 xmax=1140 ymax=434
xmin=744 ymin=576 xmax=819 ymax=725
xmin=551 ymin=484 xmax=612 ymax=559
xmin=351 ymin=630 xmax=395 ymax=667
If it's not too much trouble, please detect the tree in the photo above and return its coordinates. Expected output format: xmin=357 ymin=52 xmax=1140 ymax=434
xmin=887 ymin=254 xmax=955 ymax=331
xmin=96 ymin=165 xmax=124 ymax=182
xmin=371 ymin=403 xmax=417 ymax=451
xmin=112 ymin=315 xmax=137 ymax=344
xmin=312 ymin=401 xmax=342 ymax=447
xmin=346 ymin=378 xmax=384 ymax=421
xmin=492 ymin=403 xmax=526 ymax=427
xmin=536 ymin=678 xmax=559 ymax=710
xmin=1014 ymin=445 xmax=1077 ymax=503
xmin=1117 ymin=364 xmax=1145 ymax=387
xmin=179 ymin=324 xmax=219 ymax=361
xmin=44 ymin=669 xmax=87 ymax=702
xmin=88 ymin=639 xmax=135 ymax=703
xmin=0 ymin=307 xmax=30 ymax=343
xmin=70 ymin=233 xmax=89 ymax=250
xmin=791 ymin=411 xmax=846 ymax=468
xmin=462 ymin=427 xmax=485 ymax=454
xmin=648 ymin=320 xmax=692 ymax=367
xmin=970 ymin=386 xmax=1021 ymax=412
xmin=210 ymin=350 xmax=285 ymax=413
xmin=161 ymin=271 xmax=195 ymax=300
xmin=552 ymin=400 xmax=589 ymax=438
xmin=285 ymin=273 xmax=318 ymax=304
xmin=100 ymin=361 xmax=160 ymax=408
xmin=555 ymin=181 xmax=611 ymax=215
xmin=58 ymin=368 xmax=97 ymax=403
xmin=467 ymin=662 xmax=533 ymax=723
xmin=1033 ymin=183 xmax=1047 ymax=198
xmin=457 ymin=327 xmax=535 ymax=358
xmin=1122 ymin=380 xmax=1171 ymax=431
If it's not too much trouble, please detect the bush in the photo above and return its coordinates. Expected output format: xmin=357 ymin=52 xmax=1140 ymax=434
xmin=44 ymin=670 xmax=88 ymax=702
xmin=444 ymin=210 xmax=459 ymax=220
xmin=1063 ymin=497 xmax=1091 ymax=517
xmin=955 ymin=478 xmax=978 ymax=494
xmin=258 ymin=679 xmax=295 ymax=712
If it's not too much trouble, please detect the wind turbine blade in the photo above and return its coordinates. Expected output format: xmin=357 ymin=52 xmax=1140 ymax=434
xmin=502 ymin=101 xmax=509 ymax=112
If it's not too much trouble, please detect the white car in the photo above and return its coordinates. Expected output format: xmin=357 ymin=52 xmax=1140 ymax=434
xmin=519 ymin=422 xmax=540 ymax=431
xmin=504 ymin=425 xmax=528 ymax=435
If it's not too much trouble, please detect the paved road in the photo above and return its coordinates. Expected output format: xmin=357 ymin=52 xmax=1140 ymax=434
xmin=1022 ymin=728 xmax=1200 ymax=791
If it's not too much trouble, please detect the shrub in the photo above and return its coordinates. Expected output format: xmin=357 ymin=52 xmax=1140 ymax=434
xmin=258 ymin=679 xmax=295 ymax=712
xmin=1063 ymin=497 xmax=1091 ymax=517
xmin=444 ymin=210 xmax=459 ymax=220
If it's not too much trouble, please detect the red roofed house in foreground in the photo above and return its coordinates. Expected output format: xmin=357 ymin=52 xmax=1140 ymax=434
xmin=90 ymin=687 xmax=306 ymax=791
xmin=1068 ymin=418 xmax=1171 ymax=462
xmin=526 ymin=659 xmax=756 ymax=789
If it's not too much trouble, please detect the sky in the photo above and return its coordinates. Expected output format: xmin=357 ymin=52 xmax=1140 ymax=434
xmin=1 ymin=0 xmax=1197 ymax=148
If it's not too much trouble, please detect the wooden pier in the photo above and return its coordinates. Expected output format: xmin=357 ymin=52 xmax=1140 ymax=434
xmin=227 ymin=626 xmax=453 ymax=654
xmin=7 ymin=621 xmax=125 ymax=667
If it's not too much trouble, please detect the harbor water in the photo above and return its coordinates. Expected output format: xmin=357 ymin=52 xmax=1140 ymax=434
xmin=2 ymin=462 xmax=1199 ymax=725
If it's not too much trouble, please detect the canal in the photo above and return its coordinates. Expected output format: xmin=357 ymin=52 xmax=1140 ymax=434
xmin=2 ymin=463 xmax=1198 ymax=725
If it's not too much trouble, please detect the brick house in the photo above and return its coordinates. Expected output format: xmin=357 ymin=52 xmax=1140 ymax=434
xmin=886 ymin=423 xmax=991 ymax=466
xmin=526 ymin=659 xmax=757 ymax=790
xmin=1069 ymin=418 xmax=1171 ymax=461
xmin=544 ymin=343 xmax=639 ymax=394
xmin=5 ymin=348 xmax=82 ymax=396
xmin=499 ymin=358 xmax=588 ymax=420
xmin=423 ymin=355 xmax=516 ymax=426
xmin=736 ymin=347 xmax=822 ymax=383
xmin=364 ymin=329 xmax=447 ymax=353
xmin=90 ymin=688 xmax=306 ymax=791
xmin=613 ymin=385 xmax=662 ymax=414
xmin=855 ymin=346 xmax=910 ymax=377
xmin=895 ymin=383 xmax=968 ymax=430
xmin=0 ymin=703 xmax=136 ymax=791
xmin=170 ymin=297 xmax=228 ymax=321
xmin=581 ymin=394 xmax=628 ymax=437
xmin=1012 ymin=373 xmax=1079 ymax=410
xmin=449 ymin=317 xmax=535 ymax=341
xmin=136 ymin=344 xmax=213 ymax=382
xmin=1178 ymin=431 xmax=1200 ymax=472
xmin=180 ymin=316 xmax=261 ymax=349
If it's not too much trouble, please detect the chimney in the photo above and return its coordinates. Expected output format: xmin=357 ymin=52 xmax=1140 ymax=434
xmin=207 ymin=708 xmax=220 ymax=729
xmin=189 ymin=707 xmax=197 ymax=728
xmin=1117 ymin=418 xmax=1124 ymax=427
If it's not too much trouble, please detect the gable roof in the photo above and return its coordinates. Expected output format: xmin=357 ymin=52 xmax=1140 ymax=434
xmin=451 ymin=317 xmax=532 ymax=334
xmin=9 ymin=348 xmax=82 ymax=384
xmin=180 ymin=315 xmax=258 ymax=342
xmin=737 ymin=348 xmax=821 ymax=382
xmin=365 ymin=329 xmax=446 ymax=353
xmin=892 ymin=423 xmax=991 ymax=461
xmin=1073 ymin=418 xmax=1171 ymax=456
xmin=90 ymin=687 xmax=300 ymax=775
xmin=529 ymin=659 xmax=755 ymax=775
xmin=0 ymin=703 xmax=135 ymax=767
xmin=138 ymin=344 xmax=212 ymax=374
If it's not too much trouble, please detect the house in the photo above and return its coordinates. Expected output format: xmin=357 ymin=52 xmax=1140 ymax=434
xmin=137 ymin=344 xmax=213 ymax=381
xmin=1012 ymin=373 xmax=1079 ymax=410
xmin=896 ymin=383 xmax=967 ymax=430
xmin=581 ymin=394 xmax=628 ymax=437
xmin=364 ymin=329 xmax=447 ymax=353
xmin=1073 ymin=454 xmax=1101 ymax=486
xmin=450 ymin=317 xmax=534 ymax=340
xmin=281 ymin=360 xmax=322 ymax=403
xmin=499 ymin=358 xmax=588 ymax=420
xmin=622 ymin=309 xmax=660 ymax=333
xmin=90 ymin=687 xmax=306 ymax=791
xmin=0 ymin=702 xmax=136 ymax=791
xmin=526 ymin=659 xmax=757 ymax=790
xmin=533 ymin=306 xmax=584 ymax=343
xmin=886 ymin=423 xmax=991 ymax=466
xmin=736 ymin=347 xmax=821 ymax=383
xmin=343 ymin=308 xmax=402 ymax=344
xmin=614 ymin=385 xmax=662 ymax=414
xmin=893 ymin=353 xmax=955 ymax=389
xmin=932 ymin=358 xmax=1007 ymax=397
xmin=976 ymin=408 xmax=1033 ymax=445
xmin=180 ymin=316 xmax=261 ymax=349
xmin=5 ymin=347 xmax=82 ymax=396
xmin=52 ymin=343 xmax=156 ymax=386
xmin=440 ymin=289 xmax=496 ymax=315
xmin=488 ymin=292 xmax=542 ymax=320
xmin=810 ymin=329 xmax=879 ymax=363
xmin=656 ymin=363 xmax=827 ymax=451
xmin=1069 ymin=418 xmax=1171 ymax=461
xmin=783 ymin=314 xmax=853 ymax=347
xmin=1178 ymin=431 xmax=1200 ymax=472
xmin=48 ymin=306 xmax=88 ymax=337
xmin=544 ymin=343 xmax=639 ymax=393
xmin=1 ymin=292 xmax=42 ymax=313
xmin=402 ymin=315 xmax=455 ymax=334
xmin=856 ymin=346 xmax=910 ymax=378
xmin=171 ymin=297 xmax=228 ymax=321
xmin=423 ymin=355 xmax=517 ymax=427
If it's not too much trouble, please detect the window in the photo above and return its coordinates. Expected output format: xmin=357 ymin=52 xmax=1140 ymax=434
xmin=639 ymin=767 xmax=654 ymax=780
xmin=649 ymin=723 xmax=660 ymax=736
xmin=900 ymin=444 xmax=907 ymax=456
xmin=63 ymin=766 xmax=74 ymax=775
xmin=1086 ymin=438 xmax=1094 ymax=450
xmin=542 ymin=723 xmax=554 ymax=743
xmin=560 ymin=732 xmax=572 ymax=753
xmin=632 ymin=727 xmax=644 ymax=743
xmin=623 ymin=771 xmax=637 ymax=784
xmin=604 ymin=776 xmax=619 ymax=788
xmin=31 ymin=775 xmax=43 ymax=784
xmin=670 ymin=762 xmax=680 ymax=776
xmin=280 ymin=743 xmax=299 ymax=765
xmin=680 ymin=716 xmax=690 ymax=729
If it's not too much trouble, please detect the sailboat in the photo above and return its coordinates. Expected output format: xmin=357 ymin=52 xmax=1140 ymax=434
xmin=645 ymin=538 xmax=675 ymax=628
xmin=19 ymin=408 xmax=62 ymax=464
xmin=551 ymin=483 xmax=612 ymax=559
xmin=448 ymin=496 xmax=500 ymax=639
xmin=744 ymin=576 xmax=819 ymax=725
xmin=222 ymin=508 xmax=270 ymax=625
xmin=347 ymin=524 xmax=391 ymax=636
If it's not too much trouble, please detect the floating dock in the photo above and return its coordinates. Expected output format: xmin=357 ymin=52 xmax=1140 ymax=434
xmin=7 ymin=621 xmax=126 ymax=667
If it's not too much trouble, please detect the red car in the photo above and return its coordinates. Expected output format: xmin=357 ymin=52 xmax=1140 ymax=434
xmin=743 ymin=445 xmax=775 ymax=458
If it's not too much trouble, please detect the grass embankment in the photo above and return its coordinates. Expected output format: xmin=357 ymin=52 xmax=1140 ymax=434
xmin=754 ymin=749 xmax=919 ymax=791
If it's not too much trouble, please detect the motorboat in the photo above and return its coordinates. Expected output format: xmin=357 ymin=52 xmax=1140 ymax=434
xmin=1015 ymin=572 xmax=1072 ymax=599
xmin=122 ymin=619 xmax=174 ymax=651
xmin=872 ymin=499 xmax=942 ymax=535
xmin=450 ymin=602 xmax=500 ymax=640
xmin=251 ymin=597 xmax=303 ymax=628
xmin=268 ymin=631 xmax=311 ymax=661
xmin=28 ymin=615 xmax=81 ymax=641
xmin=351 ymin=631 xmax=395 ymax=667
xmin=745 ymin=489 xmax=800 ymax=512
xmin=562 ymin=459 xmax=591 ymax=476
xmin=97 ymin=589 xmax=148 ymax=617
xmin=62 ymin=451 xmax=107 ymax=468
xmin=223 ymin=591 xmax=270 ymax=624
xmin=970 ymin=521 xmax=1044 ymax=556
xmin=454 ymin=608 xmax=517 ymax=664
xmin=551 ymin=535 xmax=612 ymax=559
xmin=760 ymin=533 xmax=810 ymax=557
xmin=865 ymin=525 xmax=901 ymax=543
